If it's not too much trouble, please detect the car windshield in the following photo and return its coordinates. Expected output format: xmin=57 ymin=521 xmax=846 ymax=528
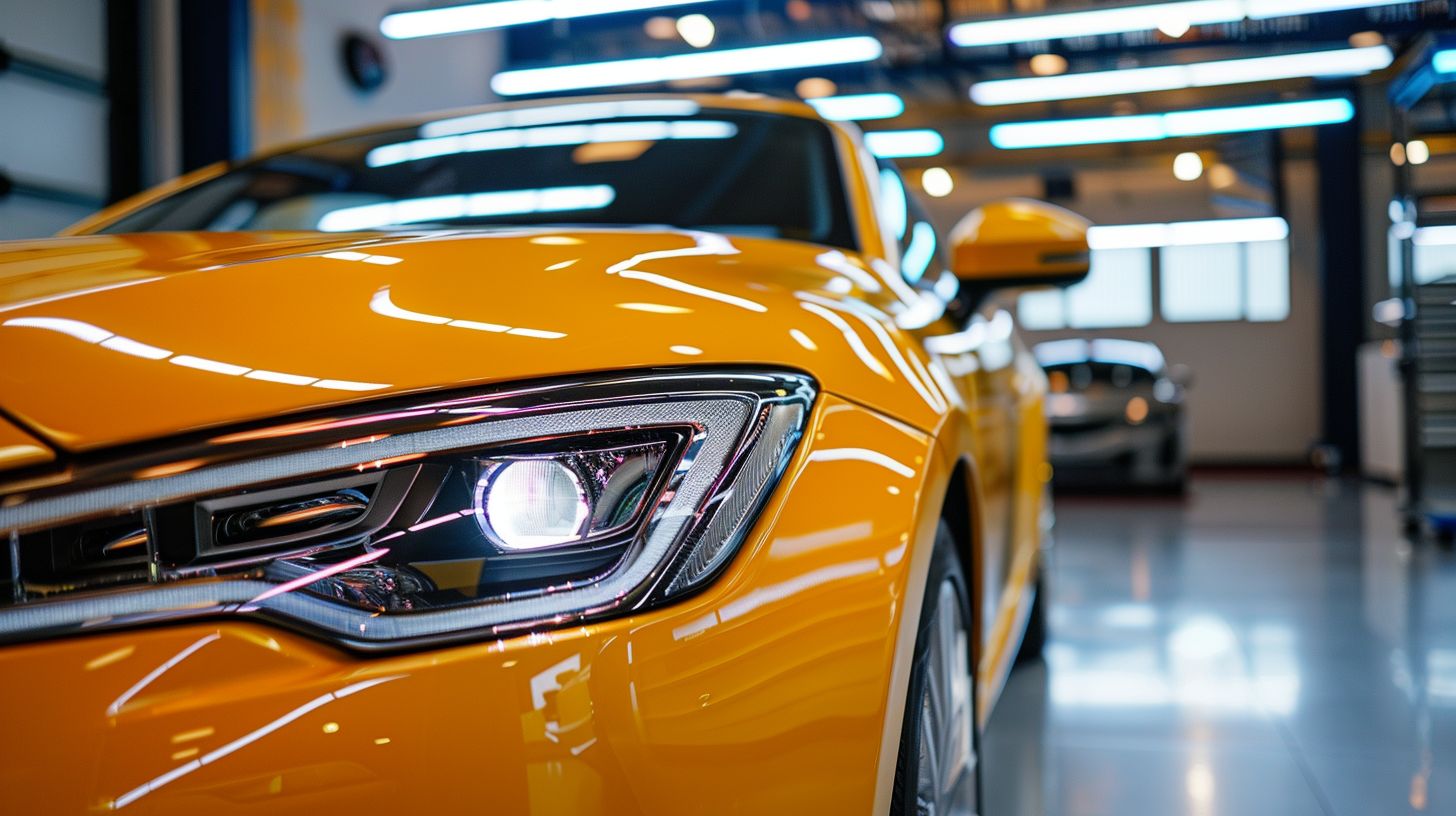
xmin=1045 ymin=361 xmax=1159 ymax=391
xmin=99 ymin=101 xmax=857 ymax=248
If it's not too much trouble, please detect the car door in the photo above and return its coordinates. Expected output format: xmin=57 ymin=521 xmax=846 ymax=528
xmin=873 ymin=164 xmax=1025 ymax=666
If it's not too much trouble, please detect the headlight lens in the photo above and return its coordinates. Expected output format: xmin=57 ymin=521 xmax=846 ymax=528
xmin=0 ymin=372 xmax=813 ymax=649
xmin=474 ymin=440 xmax=666 ymax=551
xmin=481 ymin=459 xmax=590 ymax=548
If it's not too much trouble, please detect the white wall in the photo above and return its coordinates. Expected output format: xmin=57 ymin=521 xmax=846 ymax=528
xmin=923 ymin=156 xmax=1325 ymax=464
xmin=251 ymin=0 xmax=502 ymax=152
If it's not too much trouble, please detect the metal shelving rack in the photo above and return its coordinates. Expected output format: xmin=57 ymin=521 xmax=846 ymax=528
xmin=1390 ymin=35 xmax=1456 ymax=538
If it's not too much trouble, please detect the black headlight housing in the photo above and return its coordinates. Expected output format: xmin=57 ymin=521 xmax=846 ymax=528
xmin=0 ymin=371 xmax=814 ymax=651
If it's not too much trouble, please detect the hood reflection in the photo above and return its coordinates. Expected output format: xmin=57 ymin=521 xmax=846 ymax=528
xmin=2 ymin=316 xmax=390 ymax=391
xmin=369 ymin=286 xmax=567 ymax=338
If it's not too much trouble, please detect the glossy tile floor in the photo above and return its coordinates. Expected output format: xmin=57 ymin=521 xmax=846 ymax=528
xmin=983 ymin=473 xmax=1456 ymax=816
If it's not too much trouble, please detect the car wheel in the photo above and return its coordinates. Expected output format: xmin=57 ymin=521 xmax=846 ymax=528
xmin=891 ymin=523 xmax=980 ymax=816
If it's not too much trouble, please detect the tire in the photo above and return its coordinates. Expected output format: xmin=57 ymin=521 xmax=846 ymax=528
xmin=890 ymin=522 xmax=981 ymax=816
xmin=1014 ymin=564 xmax=1046 ymax=666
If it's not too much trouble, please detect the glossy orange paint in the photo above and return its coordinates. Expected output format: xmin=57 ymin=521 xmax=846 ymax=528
xmin=950 ymin=198 xmax=1092 ymax=282
xmin=0 ymin=397 xmax=947 ymax=813
xmin=0 ymin=415 xmax=52 ymax=470
xmin=0 ymin=94 xmax=1061 ymax=814
xmin=0 ymin=229 xmax=942 ymax=450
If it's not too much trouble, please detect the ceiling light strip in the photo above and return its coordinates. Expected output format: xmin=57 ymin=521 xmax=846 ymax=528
xmin=989 ymin=97 xmax=1354 ymax=149
xmin=971 ymin=46 xmax=1391 ymax=105
xmin=864 ymin=129 xmax=945 ymax=159
xmin=382 ymin=0 xmax=712 ymax=39
xmin=949 ymin=0 xmax=1415 ymax=48
xmin=806 ymin=93 xmax=905 ymax=121
xmin=489 ymin=36 xmax=884 ymax=96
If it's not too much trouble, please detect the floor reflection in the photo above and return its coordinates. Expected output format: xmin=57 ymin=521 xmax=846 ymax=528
xmin=984 ymin=474 xmax=1456 ymax=816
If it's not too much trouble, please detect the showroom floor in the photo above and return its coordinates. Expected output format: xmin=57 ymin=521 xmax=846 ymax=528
xmin=983 ymin=474 xmax=1456 ymax=816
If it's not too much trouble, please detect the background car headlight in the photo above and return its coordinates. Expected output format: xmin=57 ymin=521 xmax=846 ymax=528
xmin=0 ymin=372 xmax=813 ymax=650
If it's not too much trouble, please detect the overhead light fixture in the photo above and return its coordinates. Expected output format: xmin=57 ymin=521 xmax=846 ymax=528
xmin=864 ymin=129 xmax=945 ymax=159
xmin=971 ymin=46 xmax=1391 ymax=105
xmin=1348 ymin=30 xmax=1383 ymax=48
xmin=1157 ymin=17 xmax=1192 ymax=37
xmin=1088 ymin=217 xmax=1289 ymax=249
xmin=1208 ymin=162 xmax=1237 ymax=188
xmin=644 ymin=15 xmax=678 ymax=39
xmin=381 ymin=0 xmax=713 ymax=39
xmin=921 ymin=167 xmax=955 ymax=197
xmin=806 ymin=93 xmax=904 ymax=121
xmin=1173 ymin=151 xmax=1204 ymax=181
xmin=675 ymin=13 xmax=715 ymax=48
xmin=949 ymin=0 xmax=1415 ymax=48
xmin=989 ymin=97 xmax=1354 ymax=149
xmin=1407 ymin=139 xmax=1431 ymax=165
xmin=490 ymin=35 xmax=883 ymax=96
xmin=1435 ymin=49 xmax=1456 ymax=74
xmin=795 ymin=76 xmax=838 ymax=99
xmin=1029 ymin=54 xmax=1068 ymax=76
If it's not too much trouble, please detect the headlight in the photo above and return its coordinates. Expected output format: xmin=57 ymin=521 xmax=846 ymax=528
xmin=0 ymin=371 xmax=813 ymax=650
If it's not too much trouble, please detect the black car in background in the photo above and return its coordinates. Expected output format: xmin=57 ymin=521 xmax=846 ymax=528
xmin=1035 ymin=338 xmax=1189 ymax=492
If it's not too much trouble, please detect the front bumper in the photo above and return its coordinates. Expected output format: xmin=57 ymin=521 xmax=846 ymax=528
xmin=0 ymin=395 xmax=932 ymax=814
xmin=1048 ymin=417 xmax=1183 ymax=486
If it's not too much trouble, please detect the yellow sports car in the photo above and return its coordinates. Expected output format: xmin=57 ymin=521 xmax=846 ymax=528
xmin=0 ymin=94 xmax=1087 ymax=814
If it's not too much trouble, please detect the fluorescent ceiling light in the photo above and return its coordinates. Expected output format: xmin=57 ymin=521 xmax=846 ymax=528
xmin=971 ymin=46 xmax=1391 ymax=105
xmin=949 ymin=0 xmax=1414 ymax=47
xmin=317 ymin=185 xmax=616 ymax=231
xmin=368 ymin=120 xmax=737 ymax=167
xmin=1088 ymin=217 xmax=1289 ymax=249
xmin=807 ymin=93 xmax=905 ymax=121
xmin=864 ymin=129 xmax=945 ymax=158
xmin=382 ymin=0 xmax=711 ymax=39
xmin=490 ymin=35 xmax=883 ymax=96
xmin=1434 ymin=49 xmax=1456 ymax=74
xmin=989 ymin=97 xmax=1354 ymax=149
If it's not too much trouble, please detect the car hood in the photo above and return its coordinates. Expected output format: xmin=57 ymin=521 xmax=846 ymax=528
xmin=0 ymin=229 xmax=946 ymax=454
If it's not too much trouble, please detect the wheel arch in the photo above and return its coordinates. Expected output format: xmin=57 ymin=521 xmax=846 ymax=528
xmin=939 ymin=454 xmax=983 ymax=667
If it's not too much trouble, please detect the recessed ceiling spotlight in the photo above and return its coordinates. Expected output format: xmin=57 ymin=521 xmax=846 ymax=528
xmin=1407 ymin=139 xmax=1431 ymax=165
xmin=1029 ymin=54 xmax=1068 ymax=76
xmin=1173 ymin=151 xmax=1204 ymax=181
xmin=1208 ymin=162 xmax=1237 ymax=189
xmin=921 ymin=167 xmax=955 ymax=197
xmin=644 ymin=16 xmax=677 ymax=39
xmin=796 ymin=76 xmax=838 ymax=99
xmin=676 ymin=14 xmax=715 ymax=48
xmin=1156 ymin=16 xmax=1191 ymax=37
xmin=1348 ymin=30 xmax=1383 ymax=48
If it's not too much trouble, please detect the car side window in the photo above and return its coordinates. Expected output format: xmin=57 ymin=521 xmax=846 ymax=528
xmin=876 ymin=162 xmax=949 ymax=294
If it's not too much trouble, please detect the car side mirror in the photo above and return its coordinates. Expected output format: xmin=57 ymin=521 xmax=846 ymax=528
xmin=949 ymin=198 xmax=1092 ymax=290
